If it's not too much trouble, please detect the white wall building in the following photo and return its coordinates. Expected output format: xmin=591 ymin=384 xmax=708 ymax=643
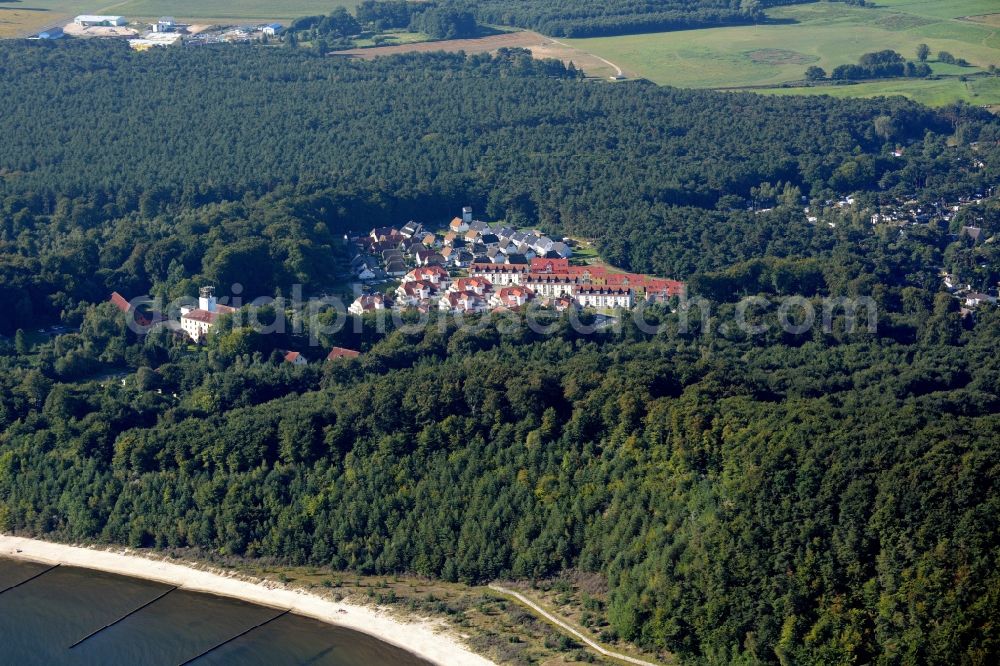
xmin=75 ymin=15 xmax=127 ymax=27
xmin=179 ymin=287 xmax=237 ymax=342
xmin=575 ymin=287 xmax=633 ymax=309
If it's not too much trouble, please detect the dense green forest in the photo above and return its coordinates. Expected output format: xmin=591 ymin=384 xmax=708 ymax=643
xmin=0 ymin=39 xmax=998 ymax=664
xmin=1 ymin=297 xmax=997 ymax=664
xmin=2 ymin=40 xmax=997 ymax=332
xmin=460 ymin=0 xmax=864 ymax=37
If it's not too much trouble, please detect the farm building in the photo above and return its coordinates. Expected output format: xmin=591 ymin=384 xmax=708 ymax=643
xmin=75 ymin=15 xmax=127 ymax=27
xmin=35 ymin=28 xmax=65 ymax=40
xmin=262 ymin=23 xmax=283 ymax=36
xmin=151 ymin=17 xmax=176 ymax=33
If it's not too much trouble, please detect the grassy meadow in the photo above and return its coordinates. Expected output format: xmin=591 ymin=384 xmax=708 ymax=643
xmin=566 ymin=0 xmax=1000 ymax=106
xmin=761 ymin=73 xmax=1000 ymax=108
xmin=0 ymin=0 xmax=92 ymax=37
xmin=104 ymin=0 xmax=356 ymax=22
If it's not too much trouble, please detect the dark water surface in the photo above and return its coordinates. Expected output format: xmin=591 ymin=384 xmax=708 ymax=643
xmin=0 ymin=557 xmax=432 ymax=665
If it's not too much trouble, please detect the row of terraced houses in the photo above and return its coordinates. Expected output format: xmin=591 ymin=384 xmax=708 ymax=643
xmin=350 ymin=258 xmax=684 ymax=315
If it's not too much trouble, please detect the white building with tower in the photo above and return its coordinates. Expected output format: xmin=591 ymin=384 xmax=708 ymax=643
xmin=180 ymin=286 xmax=238 ymax=343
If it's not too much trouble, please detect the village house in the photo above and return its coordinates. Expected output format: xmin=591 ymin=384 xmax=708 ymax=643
xmin=404 ymin=265 xmax=449 ymax=286
xmin=109 ymin=291 xmax=158 ymax=328
xmin=180 ymin=286 xmax=238 ymax=343
xmin=449 ymin=217 xmax=469 ymax=233
xmin=451 ymin=276 xmax=492 ymax=296
xmin=382 ymin=249 xmax=404 ymax=264
xmin=370 ymin=227 xmax=402 ymax=243
xmin=400 ymin=221 xmax=423 ymax=238
xmin=491 ymin=286 xmax=535 ymax=309
xmin=551 ymin=296 xmax=577 ymax=312
xmin=964 ymin=292 xmax=996 ymax=308
xmin=327 ymin=347 xmax=361 ymax=360
xmin=961 ymin=226 xmax=983 ymax=244
xmin=349 ymin=293 xmax=389 ymax=315
xmin=452 ymin=250 xmax=474 ymax=268
xmin=414 ymin=249 xmax=445 ymax=267
xmin=283 ymin=350 xmax=307 ymax=366
xmin=439 ymin=290 xmax=488 ymax=314
xmin=385 ymin=259 xmax=407 ymax=277
xmin=396 ymin=280 xmax=434 ymax=306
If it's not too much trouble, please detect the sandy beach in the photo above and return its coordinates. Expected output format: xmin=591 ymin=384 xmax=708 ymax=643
xmin=0 ymin=535 xmax=493 ymax=666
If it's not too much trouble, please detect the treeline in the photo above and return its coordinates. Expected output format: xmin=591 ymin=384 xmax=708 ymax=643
xmin=290 ymin=2 xmax=480 ymax=42
xmin=457 ymin=0 xmax=865 ymax=38
xmin=826 ymin=49 xmax=932 ymax=81
xmin=466 ymin=0 xmax=753 ymax=38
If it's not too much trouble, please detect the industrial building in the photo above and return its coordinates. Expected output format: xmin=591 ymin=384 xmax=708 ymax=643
xmin=74 ymin=15 xmax=128 ymax=27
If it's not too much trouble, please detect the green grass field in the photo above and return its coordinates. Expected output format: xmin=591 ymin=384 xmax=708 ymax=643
xmin=0 ymin=0 xmax=358 ymax=37
xmin=0 ymin=0 xmax=90 ymax=37
xmin=762 ymin=75 xmax=1000 ymax=107
xmin=566 ymin=0 xmax=1000 ymax=106
xmin=103 ymin=0 xmax=356 ymax=22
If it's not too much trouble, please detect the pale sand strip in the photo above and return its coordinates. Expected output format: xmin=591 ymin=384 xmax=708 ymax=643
xmin=0 ymin=535 xmax=493 ymax=666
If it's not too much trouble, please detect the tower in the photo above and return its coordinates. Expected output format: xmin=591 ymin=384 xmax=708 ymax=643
xmin=199 ymin=286 xmax=216 ymax=312
xmin=462 ymin=206 xmax=473 ymax=224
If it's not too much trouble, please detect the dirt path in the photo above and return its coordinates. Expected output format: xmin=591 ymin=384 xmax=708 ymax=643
xmin=548 ymin=37 xmax=624 ymax=77
xmin=332 ymin=30 xmax=628 ymax=79
xmin=488 ymin=583 xmax=665 ymax=666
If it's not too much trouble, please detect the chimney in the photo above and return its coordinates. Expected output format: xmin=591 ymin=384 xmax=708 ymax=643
xmin=462 ymin=206 xmax=473 ymax=224
xmin=199 ymin=286 xmax=217 ymax=312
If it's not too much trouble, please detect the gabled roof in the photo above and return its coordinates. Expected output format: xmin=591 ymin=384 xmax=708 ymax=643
xmin=182 ymin=309 xmax=220 ymax=324
xmin=110 ymin=292 xmax=131 ymax=313
xmin=351 ymin=294 xmax=387 ymax=311
xmin=327 ymin=347 xmax=361 ymax=360
xmin=530 ymin=258 xmax=570 ymax=273
xmin=283 ymin=350 xmax=303 ymax=363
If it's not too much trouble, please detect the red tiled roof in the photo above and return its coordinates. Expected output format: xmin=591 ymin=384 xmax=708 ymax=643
xmin=530 ymin=258 xmax=570 ymax=273
xmin=182 ymin=309 xmax=219 ymax=324
xmin=284 ymin=351 xmax=301 ymax=363
xmin=454 ymin=276 xmax=491 ymax=291
xmin=109 ymin=291 xmax=131 ymax=313
xmin=327 ymin=347 xmax=361 ymax=360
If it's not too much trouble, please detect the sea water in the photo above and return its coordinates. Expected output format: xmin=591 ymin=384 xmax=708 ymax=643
xmin=0 ymin=558 xmax=431 ymax=665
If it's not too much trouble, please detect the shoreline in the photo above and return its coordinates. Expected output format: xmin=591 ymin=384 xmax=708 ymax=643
xmin=0 ymin=534 xmax=493 ymax=666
